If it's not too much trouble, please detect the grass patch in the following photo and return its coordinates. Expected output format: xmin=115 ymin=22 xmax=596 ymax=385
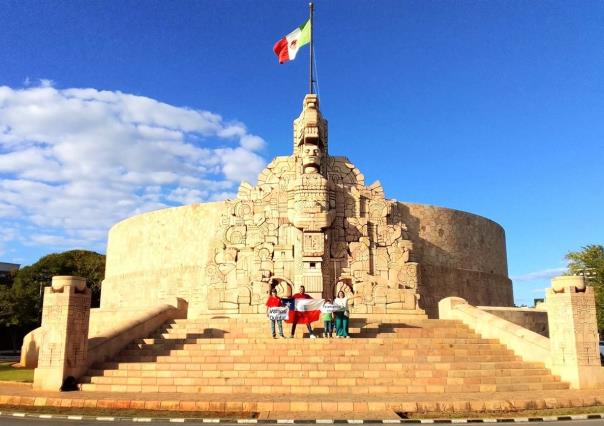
xmin=401 ymin=405 xmax=604 ymax=419
xmin=0 ymin=405 xmax=258 ymax=419
xmin=0 ymin=362 xmax=34 ymax=383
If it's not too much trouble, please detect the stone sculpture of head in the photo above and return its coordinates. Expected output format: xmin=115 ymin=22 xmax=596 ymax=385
xmin=301 ymin=142 xmax=322 ymax=174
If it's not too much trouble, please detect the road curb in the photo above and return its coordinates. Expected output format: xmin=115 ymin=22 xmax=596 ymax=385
xmin=1 ymin=410 xmax=604 ymax=423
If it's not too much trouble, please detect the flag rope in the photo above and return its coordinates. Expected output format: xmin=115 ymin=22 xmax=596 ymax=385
xmin=313 ymin=47 xmax=321 ymax=100
xmin=309 ymin=2 xmax=314 ymax=94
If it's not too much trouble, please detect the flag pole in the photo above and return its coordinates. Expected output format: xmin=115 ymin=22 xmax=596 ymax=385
xmin=309 ymin=2 xmax=314 ymax=94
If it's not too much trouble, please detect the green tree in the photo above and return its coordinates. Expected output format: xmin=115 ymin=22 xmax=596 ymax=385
xmin=1 ymin=250 xmax=105 ymax=331
xmin=0 ymin=268 xmax=17 ymax=286
xmin=0 ymin=269 xmax=18 ymax=326
xmin=565 ymin=244 xmax=604 ymax=332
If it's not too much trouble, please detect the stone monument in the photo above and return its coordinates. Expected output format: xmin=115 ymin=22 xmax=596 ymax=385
xmin=32 ymin=94 xmax=602 ymax=400
xmin=99 ymin=94 xmax=513 ymax=318
xmin=205 ymin=94 xmax=421 ymax=315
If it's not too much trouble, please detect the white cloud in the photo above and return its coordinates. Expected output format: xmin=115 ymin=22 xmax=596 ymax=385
xmin=0 ymin=202 xmax=21 ymax=218
xmin=0 ymin=83 xmax=268 ymax=257
xmin=166 ymin=187 xmax=207 ymax=205
xmin=240 ymin=134 xmax=266 ymax=151
xmin=0 ymin=227 xmax=18 ymax=242
xmin=218 ymin=147 xmax=268 ymax=183
xmin=511 ymin=267 xmax=567 ymax=282
xmin=0 ymin=226 xmax=19 ymax=258
xmin=28 ymin=234 xmax=90 ymax=248
xmin=209 ymin=191 xmax=237 ymax=201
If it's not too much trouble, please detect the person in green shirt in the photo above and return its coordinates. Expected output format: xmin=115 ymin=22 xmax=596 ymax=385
xmin=320 ymin=299 xmax=335 ymax=338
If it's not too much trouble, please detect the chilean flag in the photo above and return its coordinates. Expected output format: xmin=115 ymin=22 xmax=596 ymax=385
xmin=283 ymin=297 xmax=323 ymax=324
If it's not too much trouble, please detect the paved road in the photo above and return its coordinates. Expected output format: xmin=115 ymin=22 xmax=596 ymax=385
xmin=1 ymin=416 xmax=604 ymax=426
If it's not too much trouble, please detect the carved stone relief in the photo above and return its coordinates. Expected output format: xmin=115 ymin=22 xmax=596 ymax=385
xmin=204 ymin=94 xmax=423 ymax=314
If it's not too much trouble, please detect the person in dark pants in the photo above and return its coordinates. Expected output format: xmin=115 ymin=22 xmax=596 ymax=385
xmin=321 ymin=299 xmax=335 ymax=338
xmin=266 ymin=288 xmax=285 ymax=338
xmin=290 ymin=285 xmax=317 ymax=338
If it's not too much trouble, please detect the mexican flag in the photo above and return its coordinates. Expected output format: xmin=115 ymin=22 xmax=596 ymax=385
xmin=273 ymin=19 xmax=311 ymax=64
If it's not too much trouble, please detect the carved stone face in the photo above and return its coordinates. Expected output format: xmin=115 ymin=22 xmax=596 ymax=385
xmin=301 ymin=142 xmax=322 ymax=172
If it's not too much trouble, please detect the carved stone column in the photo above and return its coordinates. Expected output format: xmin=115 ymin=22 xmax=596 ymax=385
xmin=546 ymin=275 xmax=604 ymax=389
xmin=33 ymin=276 xmax=91 ymax=391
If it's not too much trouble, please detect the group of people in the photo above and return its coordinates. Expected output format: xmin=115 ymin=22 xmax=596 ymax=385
xmin=265 ymin=285 xmax=353 ymax=339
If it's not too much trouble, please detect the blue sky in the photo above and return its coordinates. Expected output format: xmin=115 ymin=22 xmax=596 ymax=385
xmin=0 ymin=0 xmax=602 ymax=306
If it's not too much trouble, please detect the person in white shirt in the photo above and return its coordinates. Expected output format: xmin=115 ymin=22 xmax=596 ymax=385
xmin=334 ymin=290 xmax=352 ymax=338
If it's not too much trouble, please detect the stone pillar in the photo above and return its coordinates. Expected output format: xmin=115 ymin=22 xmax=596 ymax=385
xmin=33 ymin=276 xmax=91 ymax=391
xmin=546 ymin=275 xmax=604 ymax=389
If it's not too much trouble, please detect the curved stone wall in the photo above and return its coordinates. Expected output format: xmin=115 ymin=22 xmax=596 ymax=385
xmin=101 ymin=200 xmax=513 ymax=318
xmin=396 ymin=202 xmax=513 ymax=317
xmin=396 ymin=203 xmax=508 ymax=275
xmin=101 ymin=201 xmax=226 ymax=317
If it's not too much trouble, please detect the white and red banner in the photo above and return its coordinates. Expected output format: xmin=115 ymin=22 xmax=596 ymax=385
xmin=283 ymin=298 xmax=323 ymax=324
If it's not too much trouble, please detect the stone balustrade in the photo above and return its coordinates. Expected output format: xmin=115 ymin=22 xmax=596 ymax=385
xmin=29 ymin=275 xmax=186 ymax=391
xmin=439 ymin=275 xmax=604 ymax=390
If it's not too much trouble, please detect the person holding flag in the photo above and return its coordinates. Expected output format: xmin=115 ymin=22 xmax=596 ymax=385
xmin=285 ymin=285 xmax=321 ymax=338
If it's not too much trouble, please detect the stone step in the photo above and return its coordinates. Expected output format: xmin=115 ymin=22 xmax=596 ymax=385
xmin=128 ymin=338 xmax=508 ymax=347
xmin=121 ymin=344 xmax=514 ymax=355
xmin=78 ymin=380 xmax=569 ymax=394
xmin=129 ymin=337 xmax=501 ymax=348
xmin=126 ymin=347 xmax=507 ymax=358
xmin=123 ymin=348 xmax=508 ymax=359
xmin=168 ymin=318 xmax=461 ymax=327
xmin=87 ymin=366 xmax=555 ymax=379
xmin=149 ymin=335 xmax=499 ymax=345
xmin=118 ymin=341 xmax=515 ymax=353
xmin=160 ymin=321 xmax=476 ymax=330
xmin=162 ymin=322 xmax=475 ymax=330
xmin=80 ymin=371 xmax=561 ymax=386
xmin=15 ymin=389 xmax=595 ymax=415
xmin=113 ymin=354 xmax=519 ymax=364
xmin=158 ymin=324 xmax=476 ymax=338
xmin=154 ymin=334 xmax=484 ymax=342
xmin=94 ymin=360 xmax=546 ymax=371
xmin=124 ymin=339 xmax=510 ymax=355
xmin=80 ymin=318 xmax=568 ymax=398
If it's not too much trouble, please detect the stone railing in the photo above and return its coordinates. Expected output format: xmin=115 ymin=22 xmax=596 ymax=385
xmin=439 ymin=297 xmax=550 ymax=365
xmin=86 ymin=300 xmax=186 ymax=369
xmin=20 ymin=327 xmax=46 ymax=368
xmin=439 ymin=275 xmax=604 ymax=389
xmin=477 ymin=306 xmax=548 ymax=337
xmin=26 ymin=276 xmax=187 ymax=391
xmin=21 ymin=303 xmax=184 ymax=369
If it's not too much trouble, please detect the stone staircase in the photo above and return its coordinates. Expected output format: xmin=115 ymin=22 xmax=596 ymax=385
xmin=79 ymin=317 xmax=568 ymax=395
